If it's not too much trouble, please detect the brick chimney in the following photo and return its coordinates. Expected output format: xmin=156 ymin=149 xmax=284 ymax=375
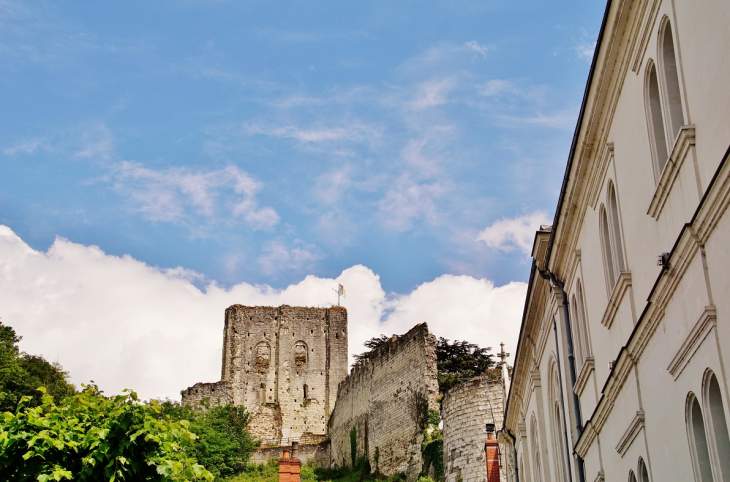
xmin=485 ymin=423 xmax=501 ymax=482
xmin=279 ymin=443 xmax=301 ymax=482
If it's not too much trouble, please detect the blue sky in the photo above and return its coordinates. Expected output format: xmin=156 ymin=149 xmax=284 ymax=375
xmin=1 ymin=0 xmax=603 ymax=292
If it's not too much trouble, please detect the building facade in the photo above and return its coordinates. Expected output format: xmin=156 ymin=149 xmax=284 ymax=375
xmin=182 ymin=305 xmax=348 ymax=444
xmin=501 ymin=0 xmax=730 ymax=481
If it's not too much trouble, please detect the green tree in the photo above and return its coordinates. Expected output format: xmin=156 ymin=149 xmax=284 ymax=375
xmin=436 ymin=337 xmax=493 ymax=392
xmin=0 ymin=385 xmax=213 ymax=481
xmin=0 ymin=321 xmax=76 ymax=412
xmin=162 ymin=401 xmax=257 ymax=478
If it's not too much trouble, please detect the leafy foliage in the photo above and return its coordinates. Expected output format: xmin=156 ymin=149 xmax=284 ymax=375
xmin=161 ymin=401 xmax=257 ymax=478
xmin=435 ymin=337 xmax=493 ymax=393
xmin=0 ymin=321 xmax=76 ymax=412
xmin=421 ymin=410 xmax=443 ymax=480
xmin=0 ymin=385 xmax=213 ymax=481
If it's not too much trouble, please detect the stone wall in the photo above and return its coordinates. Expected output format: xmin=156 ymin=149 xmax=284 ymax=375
xmin=250 ymin=441 xmax=330 ymax=467
xmin=180 ymin=381 xmax=232 ymax=407
xmin=328 ymin=323 xmax=439 ymax=481
xmin=182 ymin=305 xmax=348 ymax=443
xmin=442 ymin=372 xmax=505 ymax=482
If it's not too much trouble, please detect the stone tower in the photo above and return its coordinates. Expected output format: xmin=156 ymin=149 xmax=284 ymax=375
xmin=181 ymin=305 xmax=348 ymax=443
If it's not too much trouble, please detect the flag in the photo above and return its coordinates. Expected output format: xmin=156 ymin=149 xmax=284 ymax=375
xmin=338 ymin=284 xmax=346 ymax=298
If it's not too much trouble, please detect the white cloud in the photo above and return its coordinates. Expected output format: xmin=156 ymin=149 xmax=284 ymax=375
xmin=464 ymin=40 xmax=489 ymax=58
xmin=3 ymin=138 xmax=44 ymax=155
xmin=258 ymin=240 xmax=322 ymax=276
xmin=243 ymin=121 xmax=380 ymax=144
xmin=379 ymin=173 xmax=447 ymax=230
xmin=410 ymin=78 xmax=456 ymax=110
xmin=0 ymin=225 xmax=525 ymax=400
xmin=477 ymin=210 xmax=551 ymax=254
xmin=574 ymin=29 xmax=596 ymax=61
xmin=113 ymin=162 xmax=280 ymax=230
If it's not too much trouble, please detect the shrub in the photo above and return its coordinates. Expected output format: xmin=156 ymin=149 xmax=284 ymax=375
xmin=0 ymin=385 xmax=213 ymax=481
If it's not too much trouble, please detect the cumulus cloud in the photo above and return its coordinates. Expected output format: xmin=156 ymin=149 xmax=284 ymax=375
xmin=0 ymin=225 xmax=525 ymax=400
xmin=477 ymin=210 xmax=551 ymax=254
xmin=112 ymin=162 xmax=279 ymax=230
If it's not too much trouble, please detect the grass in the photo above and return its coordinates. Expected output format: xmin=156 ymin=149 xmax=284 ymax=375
xmin=222 ymin=459 xmax=423 ymax=482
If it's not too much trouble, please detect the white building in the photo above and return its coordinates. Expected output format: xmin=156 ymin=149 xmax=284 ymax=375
xmin=501 ymin=0 xmax=730 ymax=481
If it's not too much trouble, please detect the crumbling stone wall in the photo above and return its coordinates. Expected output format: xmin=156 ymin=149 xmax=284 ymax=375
xmin=182 ymin=305 xmax=348 ymax=443
xmin=180 ymin=381 xmax=232 ymax=407
xmin=442 ymin=373 xmax=506 ymax=482
xmin=328 ymin=323 xmax=439 ymax=481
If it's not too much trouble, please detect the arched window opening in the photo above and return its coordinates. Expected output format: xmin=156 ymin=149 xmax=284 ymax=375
xmin=260 ymin=383 xmax=266 ymax=405
xmin=638 ymin=458 xmax=650 ymax=482
xmin=688 ymin=393 xmax=713 ymax=482
xmin=531 ymin=415 xmax=544 ymax=482
xmin=576 ymin=280 xmax=592 ymax=362
xmin=571 ymin=295 xmax=585 ymax=369
xmin=646 ymin=62 xmax=669 ymax=176
xmin=303 ymin=384 xmax=309 ymax=400
xmin=660 ymin=21 xmax=684 ymax=144
xmin=608 ymin=183 xmax=626 ymax=274
xmin=548 ymin=364 xmax=569 ymax=482
xmin=600 ymin=205 xmax=617 ymax=292
xmin=706 ymin=372 xmax=730 ymax=479
xmin=629 ymin=470 xmax=637 ymax=482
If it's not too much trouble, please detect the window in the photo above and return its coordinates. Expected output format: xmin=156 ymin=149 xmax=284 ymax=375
xmin=704 ymin=372 xmax=730 ymax=480
xmin=629 ymin=470 xmax=637 ymax=482
xmin=571 ymin=279 xmax=592 ymax=370
xmin=687 ymin=393 xmax=713 ymax=482
xmin=646 ymin=61 xmax=669 ymax=176
xmin=638 ymin=458 xmax=650 ymax=482
xmin=531 ymin=415 xmax=544 ymax=482
xmin=659 ymin=19 xmax=684 ymax=144
xmin=645 ymin=19 xmax=686 ymax=180
xmin=608 ymin=184 xmax=626 ymax=274
xmin=549 ymin=366 xmax=568 ymax=480
xmin=303 ymin=384 xmax=309 ymax=400
xmin=548 ymin=363 xmax=569 ymax=482
xmin=600 ymin=183 xmax=626 ymax=295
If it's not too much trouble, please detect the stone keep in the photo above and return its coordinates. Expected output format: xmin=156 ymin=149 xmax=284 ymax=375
xmin=181 ymin=305 xmax=348 ymax=443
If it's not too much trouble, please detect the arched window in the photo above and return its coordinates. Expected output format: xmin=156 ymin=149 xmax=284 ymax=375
xmin=531 ymin=415 xmax=544 ymax=482
xmin=303 ymin=384 xmax=309 ymax=400
xmin=659 ymin=19 xmax=685 ymax=144
xmin=638 ymin=458 xmax=650 ymax=482
xmin=687 ymin=393 xmax=713 ymax=482
xmin=600 ymin=205 xmax=617 ymax=292
xmin=571 ymin=279 xmax=592 ymax=370
xmin=548 ymin=363 xmax=569 ymax=482
xmin=607 ymin=183 xmax=626 ymax=274
xmin=704 ymin=372 xmax=730 ymax=480
xmin=629 ymin=470 xmax=637 ymax=482
xmin=645 ymin=61 xmax=669 ymax=176
xmin=260 ymin=383 xmax=266 ymax=405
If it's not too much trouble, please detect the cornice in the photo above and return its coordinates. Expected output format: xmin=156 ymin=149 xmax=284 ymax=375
xmin=600 ymin=271 xmax=633 ymax=329
xmin=630 ymin=0 xmax=661 ymax=74
xmin=574 ymin=357 xmax=595 ymax=397
xmin=648 ymin=125 xmax=696 ymax=219
xmin=667 ymin=306 xmax=716 ymax=380
xmin=616 ymin=410 xmax=645 ymax=456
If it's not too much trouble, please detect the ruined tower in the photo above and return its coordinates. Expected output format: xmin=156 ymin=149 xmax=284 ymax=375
xmin=181 ymin=305 xmax=348 ymax=443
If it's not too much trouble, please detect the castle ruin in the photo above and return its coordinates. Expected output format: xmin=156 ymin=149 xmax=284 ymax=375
xmin=181 ymin=305 xmax=348 ymax=443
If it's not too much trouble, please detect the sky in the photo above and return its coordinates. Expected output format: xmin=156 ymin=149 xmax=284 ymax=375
xmin=0 ymin=0 xmax=605 ymax=400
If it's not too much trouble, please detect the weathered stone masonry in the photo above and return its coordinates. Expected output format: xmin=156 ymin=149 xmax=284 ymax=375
xmin=182 ymin=305 xmax=348 ymax=443
xmin=442 ymin=373 xmax=506 ymax=482
xmin=327 ymin=323 xmax=439 ymax=481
